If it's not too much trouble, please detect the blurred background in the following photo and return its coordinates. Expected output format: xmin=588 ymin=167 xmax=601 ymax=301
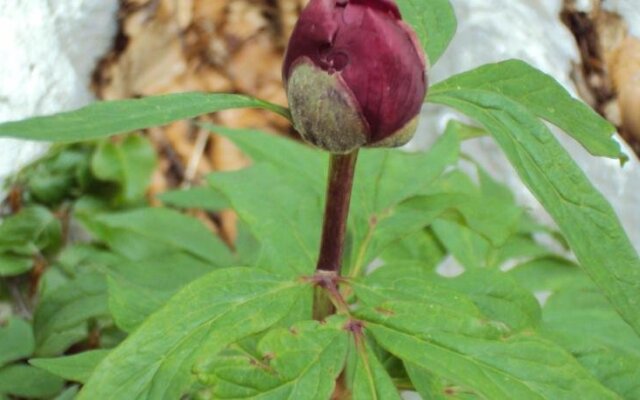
xmin=0 ymin=0 xmax=639 ymax=246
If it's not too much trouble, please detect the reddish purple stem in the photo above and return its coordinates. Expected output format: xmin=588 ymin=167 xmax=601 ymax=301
xmin=316 ymin=151 xmax=359 ymax=273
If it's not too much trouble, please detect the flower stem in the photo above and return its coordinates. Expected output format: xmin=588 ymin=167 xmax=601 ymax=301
xmin=317 ymin=151 xmax=359 ymax=273
xmin=313 ymin=150 xmax=359 ymax=320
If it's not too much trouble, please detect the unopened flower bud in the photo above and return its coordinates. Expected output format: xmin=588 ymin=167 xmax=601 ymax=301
xmin=283 ymin=0 xmax=428 ymax=153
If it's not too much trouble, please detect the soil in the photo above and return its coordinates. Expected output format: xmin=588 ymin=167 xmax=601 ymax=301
xmin=561 ymin=0 xmax=640 ymax=156
xmin=93 ymin=0 xmax=307 ymax=193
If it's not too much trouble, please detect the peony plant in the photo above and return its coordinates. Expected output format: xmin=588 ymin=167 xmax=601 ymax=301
xmin=0 ymin=0 xmax=639 ymax=399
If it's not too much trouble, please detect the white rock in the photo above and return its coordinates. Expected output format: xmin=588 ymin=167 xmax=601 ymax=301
xmin=606 ymin=1 xmax=640 ymax=37
xmin=412 ymin=0 xmax=640 ymax=251
xmin=0 ymin=0 xmax=118 ymax=195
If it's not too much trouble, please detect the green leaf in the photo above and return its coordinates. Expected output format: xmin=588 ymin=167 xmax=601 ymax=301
xmin=429 ymin=59 xmax=624 ymax=160
xmin=405 ymin=362 xmax=479 ymax=400
xmin=425 ymin=164 xmax=526 ymax=253
xmin=460 ymin=167 xmax=523 ymax=246
xmin=207 ymin=126 xmax=459 ymax=278
xmin=107 ymin=252 xmax=214 ymax=332
xmin=78 ymin=268 xmax=310 ymax=400
xmin=24 ymin=145 xmax=93 ymax=205
xmin=347 ymin=127 xmax=460 ymax=276
xmin=33 ymin=272 xmax=109 ymax=356
xmin=435 ymin=269 xmax=541 ymax=332
xmin=366 ymin=311 xmax=620 ymax=400
xmin=202 ymin=126 xmax=328 ymax=275
xmin=429 ymin=68 xmax=640 ymax=336
xmin=210 ymin=125 xmax=459 ymax=277
xmin=30 ymin=350 xmax=109 ymax=384
xmin=53 ymin=386 xmax=80 ymax=400
xmin=489 ymin=234 xmax=554 ymax=268
xmin=0 ymin=364 xmax=64 ymax=398
xmin=0 ymin=318 xmax=35 ymax=367
xmin=428 ymin=168 xmax=477 ymax=195
xmin=423 ymin=164 xmax=524 ymax=251
xmin=446 ymin=120 xmax=488 ymax=141
xmin=432 ymin=219 xmax=490 ymax=269
xmin=51 ymin=243 xmax=125 ymax=278
xmin=542 ymin=283 xmax=640 ymax=398
xmin=353 ymin=267 xmax=619 ymax=399
xmin=158 ymin=187 xmax=230 ymax=211
xmin=358 ymin=266 xmax=540 ymax=333
xmin=208 ymin=165 xmax=323 ymax=276
xmin=0 ymin=254 xmax=33 ymax=277
xmin=353 ymin=267 xmax=483 ymax=323
xmin=354 ymin=194 xmax=462 ymax=274
xmin=397 ymin=0 xmax=457 ymax=65
xmin=202 ymin=124 xmax=327 ymax=190
xmin=79 ymin=207 xmax=234 ymax=266
xmin=380 ymin=228 xmax=446 ymax=270
xmin=0 ymin=206 xmax=62 ymax=256
xmin=203 ymin=317 xmax=349 ymax=399
xmin=508 ymin=257 xmax=583 ymax=293
xmin=0 ymin=93 xmax=290 ymax=142
xmin=91 ymin=134 xmax=157 ymax=204
xmin=351 ymin=339 xmax=402 ymax=400
xmin=356 ymin=127 xmax=460 ymax=215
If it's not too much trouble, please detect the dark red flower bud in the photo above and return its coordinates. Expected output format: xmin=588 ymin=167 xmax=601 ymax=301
xmin=283 ymin=0 xmax=427 ymax=153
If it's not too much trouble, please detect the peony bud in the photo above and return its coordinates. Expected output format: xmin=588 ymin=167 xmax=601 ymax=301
xmin=283 ymin=0 xmax=427 ymax=153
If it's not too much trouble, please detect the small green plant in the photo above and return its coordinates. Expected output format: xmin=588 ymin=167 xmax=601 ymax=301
xmin=0 ymin=1 xmax=639 ymax=399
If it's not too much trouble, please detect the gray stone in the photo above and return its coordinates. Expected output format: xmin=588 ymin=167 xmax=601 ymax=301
xmin=0 ymin=0 xmax=118 ymax=196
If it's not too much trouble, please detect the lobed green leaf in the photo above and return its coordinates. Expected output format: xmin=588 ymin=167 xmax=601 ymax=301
xmin=78 ymin=268 xmax=310 ymax=400
xmin=429 ymin=72 xmax=640 ymax=336
xmin=347 ymin=126 xmax=460 ymax=276
xmin=204 ymin=126 xmax=460 ymax=278
xmin=351 ymin=339 xmax=403 ymax=400
xmin=354 ymin=267 xmax=620 ymax=399
xmin=203 ymin=317 xmax=349 ymax=399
